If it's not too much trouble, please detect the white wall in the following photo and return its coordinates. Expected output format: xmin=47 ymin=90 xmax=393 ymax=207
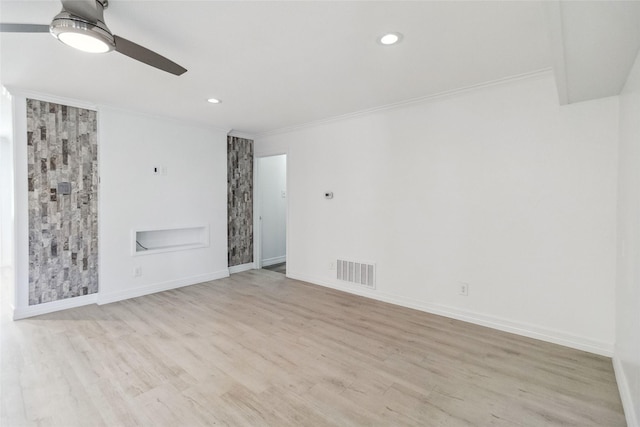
xmin=615 ymin=50 xmax=640 ymax=427
xmin=0 ymin=136 xmax=13 ymax=267
xmin=256 ymin=72 xmax=619 ymax=355
xmin=8 ymin=91 xmax=229 ymax=318
xmin=258 ymin=154 xmax=287 ymax=265
xmin=98 ymin=107 xmax=229 ymax=304
xmin=0 ymin=87 xmax=15 ymax=308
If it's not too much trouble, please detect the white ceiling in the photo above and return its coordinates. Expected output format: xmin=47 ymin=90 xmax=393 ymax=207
xmin=546 ymin=0 xmax=640 ymax=105
xmin=1 ymin=1 xmax=638 ymax=135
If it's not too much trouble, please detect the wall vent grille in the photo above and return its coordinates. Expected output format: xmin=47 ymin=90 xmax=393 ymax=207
xmin=336 ymin=259 xmax=375 ymax=289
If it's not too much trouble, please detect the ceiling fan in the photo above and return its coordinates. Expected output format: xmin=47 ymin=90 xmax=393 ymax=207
xmin=0 ymin=0 xmax=187 ymax=76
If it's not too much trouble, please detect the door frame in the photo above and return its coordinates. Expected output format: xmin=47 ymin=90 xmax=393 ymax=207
xmin=253 ymin=150 xmax=288 ymax=273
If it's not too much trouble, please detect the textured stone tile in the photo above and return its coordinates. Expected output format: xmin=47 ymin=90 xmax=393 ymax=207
xmin=27 ymin=99 xmax=99 ymax=305
xmin=227 ymin=136 xmax=253 ymax=267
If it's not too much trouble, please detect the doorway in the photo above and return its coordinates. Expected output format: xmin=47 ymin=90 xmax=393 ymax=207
xmin=255 ymin=154 xmax=287 ymax=275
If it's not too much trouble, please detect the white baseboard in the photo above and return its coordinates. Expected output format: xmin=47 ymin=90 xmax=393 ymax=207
xmin=229 ymin=262 xmax=255 ymax=274
xmin=261 ymin=256 xmax=286 ymax=267
xmin=13 ymin=293 xmax=98 ymax=320
xmin=97 ymin=269 xmax=229 ymax=305
xmin=613 ymin=354 xmax=639 ymax=427
xmin=12 ymin=270 xmax=231 ymax=319
xmin=287 ymin=271 xmax=613 ymax=357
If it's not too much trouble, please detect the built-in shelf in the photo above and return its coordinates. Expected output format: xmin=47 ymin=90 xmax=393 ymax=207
xmin=133 ymin=225 xmax=209 ymax=256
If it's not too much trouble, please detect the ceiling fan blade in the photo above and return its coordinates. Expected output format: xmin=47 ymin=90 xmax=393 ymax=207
xmin=0 ymin=23 xmax=50 ymax=33
xmin=60 ymin=0 xmax=101 ymax=23
xmin=114 ymin=35 xmax=187 ymax=76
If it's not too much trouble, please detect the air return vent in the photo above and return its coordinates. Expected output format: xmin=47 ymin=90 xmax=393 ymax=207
xmin=336 ymin=259 xmax=375 ymax=289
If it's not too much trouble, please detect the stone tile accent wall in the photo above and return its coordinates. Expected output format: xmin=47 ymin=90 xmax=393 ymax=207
xmin=27 ymin=99 xmax=99 ymax=305
xmin=228 ymin=136 xmax=253 ymax=267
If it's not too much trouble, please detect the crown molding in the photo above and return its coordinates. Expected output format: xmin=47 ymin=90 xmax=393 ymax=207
xmin=227 ymin=130 xmax=257 ymax=140
xmin=4 ymin=86 xmax=98 ymax=111
xmin=3 ymin=85 xmax=231 ymax=134
xmin=255 ymin=68 xmax=553 ymax=139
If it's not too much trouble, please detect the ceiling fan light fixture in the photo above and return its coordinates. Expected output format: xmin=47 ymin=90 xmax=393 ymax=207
xmin=50 ymin=11 xmax=115 ymax=53
xmin=57 ymin=32 xmax=110 ymax=53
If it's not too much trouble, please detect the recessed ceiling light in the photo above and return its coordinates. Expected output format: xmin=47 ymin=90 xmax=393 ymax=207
xmin=207 ymin=98 xmax=221 ymax=104
xmin=379 ymin=32 xmax=403 ymax=46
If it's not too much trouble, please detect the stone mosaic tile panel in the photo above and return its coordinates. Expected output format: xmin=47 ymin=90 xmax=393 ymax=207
xmin=27 ymin=99 xmax=99 ymax=305
xmin=228 ymin=136 xmax=253 ymax=266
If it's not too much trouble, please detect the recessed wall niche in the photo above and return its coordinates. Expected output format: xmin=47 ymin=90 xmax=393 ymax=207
xmin=26 ymin=99 xmax=99 ymax=305
xmin=133 ymin=225 xmax=209 ymax=255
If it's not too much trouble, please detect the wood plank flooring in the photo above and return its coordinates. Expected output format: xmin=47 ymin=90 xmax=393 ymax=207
xmin=1 ymin=270 xmax=625 ymax=426
xmin=262 ymin=262 xmax=286 ymax=274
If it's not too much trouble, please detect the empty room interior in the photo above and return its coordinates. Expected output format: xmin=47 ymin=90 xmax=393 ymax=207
xmin=1 ymin=1 xmax=639 ymax=426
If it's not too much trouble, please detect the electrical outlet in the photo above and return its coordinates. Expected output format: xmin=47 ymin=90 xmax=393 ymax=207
xmin=161 ymin=166 xmax=168 ymax=176
xmin=329 ymin=261 xmax=336 ymax=270
xmin=459 ymin=282 xmax=469 ymax=296
xmin=133 ymin=266 xmax=142 ymax=277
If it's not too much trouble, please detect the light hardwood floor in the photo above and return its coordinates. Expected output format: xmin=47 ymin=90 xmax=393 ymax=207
xmin=1 ymin=270 xmax=625 ymax=426
xmin=262 ymin=262 xmax=286 ymax=275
